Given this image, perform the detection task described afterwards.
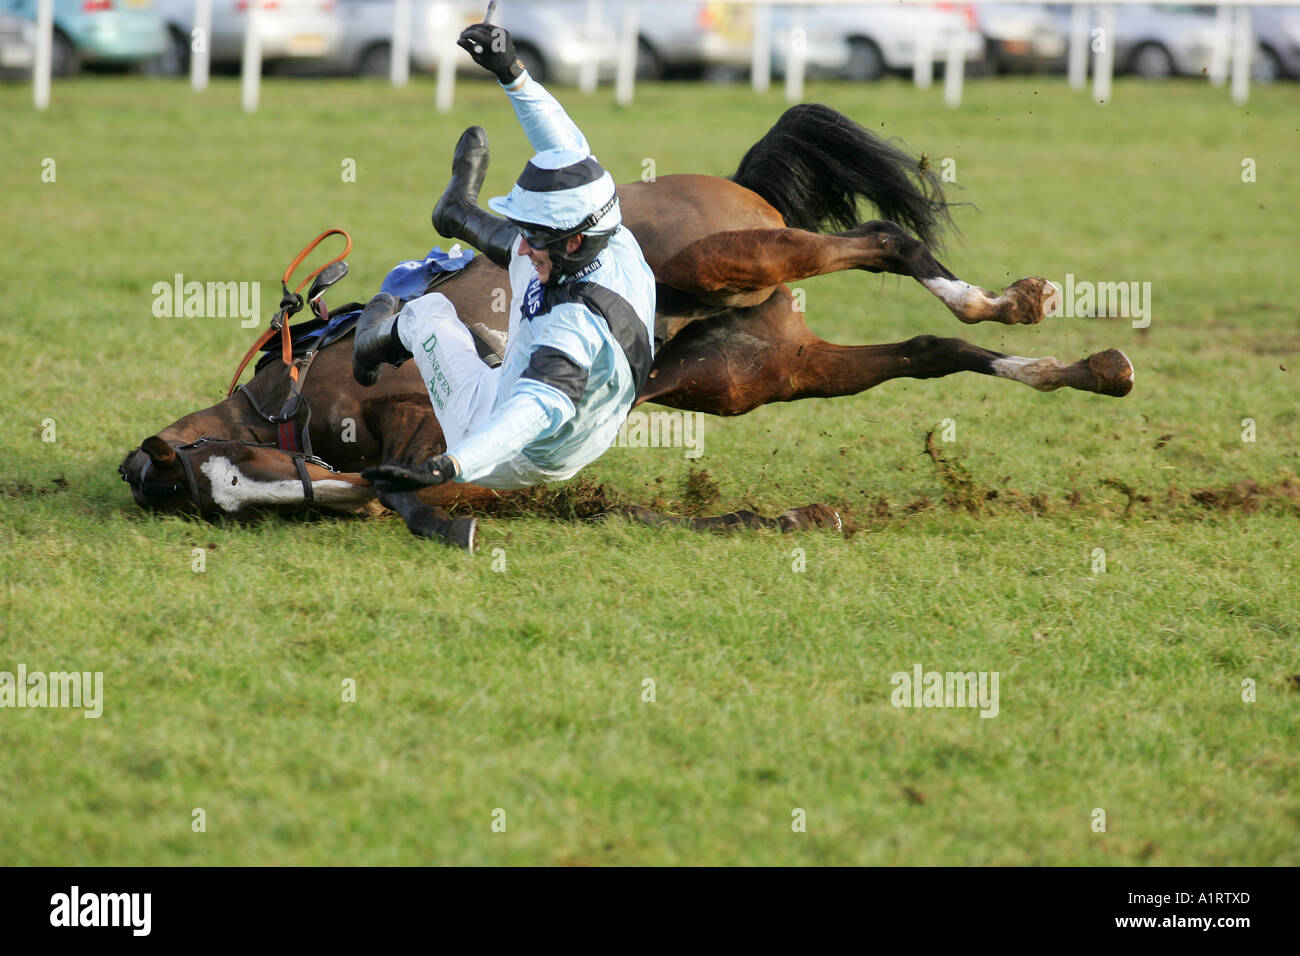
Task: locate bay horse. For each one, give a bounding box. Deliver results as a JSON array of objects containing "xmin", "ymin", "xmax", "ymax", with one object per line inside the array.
[{"xmin": 119, "ymin": 105, "xmax": 1133, "ymax": 549}]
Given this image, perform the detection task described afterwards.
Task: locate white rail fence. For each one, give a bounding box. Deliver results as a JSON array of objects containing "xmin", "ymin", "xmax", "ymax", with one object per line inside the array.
[{"xmin": 28, "ymin": 0, "xmax": 1283, "ymax": 112}]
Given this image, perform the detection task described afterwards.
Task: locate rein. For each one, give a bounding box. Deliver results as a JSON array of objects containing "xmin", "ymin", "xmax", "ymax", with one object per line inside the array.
[
  {"xmin": 226, "ymin": 228, "xmax": 352, "ymax": 403},
  {"xmin": 223, "ymin": 228, "xmax": 352, "ymax": 458}
]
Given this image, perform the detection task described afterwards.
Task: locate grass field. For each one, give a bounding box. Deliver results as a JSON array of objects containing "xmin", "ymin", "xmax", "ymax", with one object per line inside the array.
[{"xmin": 1, "ymin": 73, "xmax": 1297, "ymax": 866}]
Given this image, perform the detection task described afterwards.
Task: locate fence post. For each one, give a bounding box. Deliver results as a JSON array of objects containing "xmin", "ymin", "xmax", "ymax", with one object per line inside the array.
[
  {"xmin": 615, "ymin": 1, "xmax": 639, "ymax": 106},
  {"xmin": 1092, "ymin": 4, "xmax": 1114, "ymax": 104},
  {"xmin": 913, "ymin": 8, "xmax": 935, "ymax": 90},
  {"xmin": 434, "ymin": 0, "xmax": 456, "ymax": 112},
  {"xmin": 391, "ymin": 0, "xmax": 411, "ymax": 88},
  {"xmin": 751, "ymin": 1, "xmax": 771, "ymax": 93},
  {"xmin": 240, "ymin": 0, "xmax": 263, "ymax": 114},
  {"xmin": 1208, "ymin": 4, "xmax": 1230, "ymax": 86},
  {"xmin": 191, "ymin": 0, "xmax": 211, "ymax": 92},
  {"xmin": 33, "ymin": 0, "xmax": 52, "ymax": 110},
  {"xmin": 784, "ymin": 4, "xmax": 805, "ymax": 104},
  {"xmin": 579, "ymin": 0, "xmax": 602, "ymax": 94},
  {"xmin": 1067, "ymin": 3, "xmax": 1089, "ymax": 90},
  {"xmin": 1230, "ymin": 4, "xmax": 1251, "ymax": 104},
  {"xmin": 943, "ymin": 26, "xmax": 965, "ymax": 108}
]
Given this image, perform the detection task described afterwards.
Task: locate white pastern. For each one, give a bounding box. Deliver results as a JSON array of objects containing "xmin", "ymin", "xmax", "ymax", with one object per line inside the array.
[
  {"xmin": 200, "ymin": 457, "xmax": 370, "ymax": 513},
  {"xmin": 921, "ymin": 276, "xmax": 992, "ymax": 312},
  {"xmin": 991, "ymin": 355, "xmax": 1064, "ymax": 392}
]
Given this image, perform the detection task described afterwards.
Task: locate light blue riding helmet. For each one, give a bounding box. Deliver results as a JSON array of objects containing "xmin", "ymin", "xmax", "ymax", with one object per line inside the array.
[{"xmin": 488, "ymin": 149, "xmax": 622, "ymax": 243}]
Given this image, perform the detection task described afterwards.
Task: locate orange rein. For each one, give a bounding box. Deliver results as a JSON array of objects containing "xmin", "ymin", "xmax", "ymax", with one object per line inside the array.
[{"xmin": 226, "ymin": 228, "xmax": 353, "ymax": 398}]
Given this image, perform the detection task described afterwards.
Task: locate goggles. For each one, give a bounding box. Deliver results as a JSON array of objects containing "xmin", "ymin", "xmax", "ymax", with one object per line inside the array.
[{"xmin": 512, "ymin": 194, "xmax": 619, "ymax": 253}]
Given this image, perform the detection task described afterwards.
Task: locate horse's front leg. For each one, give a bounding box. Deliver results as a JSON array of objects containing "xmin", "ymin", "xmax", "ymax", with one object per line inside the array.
[{"xmin": 370, "ymin": 482, "xmax": 478, "ymax": 551}]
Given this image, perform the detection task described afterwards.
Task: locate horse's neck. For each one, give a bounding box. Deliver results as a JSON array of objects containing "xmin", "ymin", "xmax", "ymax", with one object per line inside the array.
[{"xmin": 159, "ymin": 390, "xmax": 274, "ymax": 446}]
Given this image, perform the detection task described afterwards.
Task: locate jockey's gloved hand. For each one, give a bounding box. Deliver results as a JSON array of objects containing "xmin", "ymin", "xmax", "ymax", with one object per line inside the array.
[
  {"xmin": 457, "ymin": 23, "xmax": 525, "ymax": 84},
  {"xmin": 362, "ymin": 454, "xmax": 460, "ymax": 492}
]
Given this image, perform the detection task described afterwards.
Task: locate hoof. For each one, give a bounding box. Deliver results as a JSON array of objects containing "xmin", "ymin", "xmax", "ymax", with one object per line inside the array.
[
  {"xmin": 405, "ymin": 507, "xmax": 477, "ymax": 551},
  {"xmin": 1003, "ymin": 277, "xmax": 1052, "ymax": 325},
  {"xmin": 779, "ymin": 504, "xmax": 844, "ymax": 532},
  {"xmin": 1087, "ymin": 348, "xmax": 1135, "ymax": 397},
  {"xmin": 445, "ymin": 516, "xmax": 477, "ymax": 552}
]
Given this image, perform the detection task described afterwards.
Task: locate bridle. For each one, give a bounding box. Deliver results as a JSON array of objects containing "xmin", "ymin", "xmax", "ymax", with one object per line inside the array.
[
  {"xmin": 121, "ymin": 229, "xmax": 355, "ymax": 519},
  {"xmin": 123, "ymin": 437, "xmax": 341, "ymax": 520}
]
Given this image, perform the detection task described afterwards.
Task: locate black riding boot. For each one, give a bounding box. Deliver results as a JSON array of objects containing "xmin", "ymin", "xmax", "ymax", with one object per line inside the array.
[
  {"xmin": 432, "ymin": 126, "xmax": 519, "ymax": 269},
  {"xmin": 352, "ymin": 292, "xmax": 408, "ymax": 387}
]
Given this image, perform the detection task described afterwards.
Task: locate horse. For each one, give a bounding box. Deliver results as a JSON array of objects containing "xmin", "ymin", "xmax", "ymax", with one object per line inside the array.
[{"xmin": 119, "ymin": 104, "xmax": 1134, "ymax": 549}]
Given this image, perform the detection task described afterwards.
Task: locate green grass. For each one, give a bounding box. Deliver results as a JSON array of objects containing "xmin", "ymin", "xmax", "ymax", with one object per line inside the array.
[{"xmin": 1, "ymin": 74, "xmax": 1297, "ymax": 865}]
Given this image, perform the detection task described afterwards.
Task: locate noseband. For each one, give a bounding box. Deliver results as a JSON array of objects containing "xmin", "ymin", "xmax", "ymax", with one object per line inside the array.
[{"xmin": 123, "ymin": 437, "xmax": 339, "ymax": 519}]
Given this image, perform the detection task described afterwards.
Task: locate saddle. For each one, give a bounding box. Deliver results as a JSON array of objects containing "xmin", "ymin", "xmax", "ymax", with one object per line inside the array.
[
  {"xmin": 237, "ymin": 239, "xmax": 504, "ymax": 460},
  {"xmin": 253, "ymin": 271, "xmax": 504, "ymax": 375}
]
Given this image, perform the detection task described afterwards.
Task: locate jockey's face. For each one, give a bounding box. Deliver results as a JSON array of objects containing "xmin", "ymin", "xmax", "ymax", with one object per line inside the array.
[{"xmin": 518, "ymin": 234, "xmax": 582, "ymax": 284}]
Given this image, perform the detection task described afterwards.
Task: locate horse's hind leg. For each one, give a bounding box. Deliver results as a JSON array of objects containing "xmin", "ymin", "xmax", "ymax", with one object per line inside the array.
[
  {"xmin": 639, "ymin": 289, "xmax": 1133, "ymax": 416},
  {"xmin": 656, "ymin": 221, "xmax": 1053, "ymax": 326}
]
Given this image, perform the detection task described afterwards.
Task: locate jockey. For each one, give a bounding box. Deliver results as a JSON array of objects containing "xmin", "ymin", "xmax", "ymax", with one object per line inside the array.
[{"xmin": 354, "ymin": 22, "xmax": 655, "ymax": 493}]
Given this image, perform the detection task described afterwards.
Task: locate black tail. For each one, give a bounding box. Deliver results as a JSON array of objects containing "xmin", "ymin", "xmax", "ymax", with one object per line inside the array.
[{"xmin": 731, "ymin": 103, "xmax": 953, "ymax": 248}]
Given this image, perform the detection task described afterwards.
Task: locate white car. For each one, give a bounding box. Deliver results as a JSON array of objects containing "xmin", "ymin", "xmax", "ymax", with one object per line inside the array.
[
  {"xmin": 312, "ymin": 1, "xmax": 616, "ymax": 84},
  {"xmin": 322, "ymin": 0, "xmax": 452, "ymax": 75},
  {"xmin": 0, "ymin": 11, "xmax": 34, "ymax": 77},
  {"xmin": 613, "ymin": 1, "xmax": 754, "ymax": 79},
  {"xmin": 774, "ymin": 3, "xmax": 984, "ymax": 81},
  {"xmin": 454, "ymin": 0, "xmax": 617, "ymax": 85},
  {"xmin": 151, "ymin": 0, "xmax": 342, "ymax": 73}
]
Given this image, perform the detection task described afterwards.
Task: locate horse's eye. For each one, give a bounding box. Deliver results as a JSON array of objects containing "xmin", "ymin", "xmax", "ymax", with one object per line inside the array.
[{"xmin": 231, "ymin": 476, "xmax": 238, "ymax": 485}]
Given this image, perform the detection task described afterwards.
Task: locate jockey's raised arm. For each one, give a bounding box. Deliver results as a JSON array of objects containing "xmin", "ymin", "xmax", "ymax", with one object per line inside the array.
[{"xmin": 502, "ymin": 72, "xmax": 592, "ymax": 157}]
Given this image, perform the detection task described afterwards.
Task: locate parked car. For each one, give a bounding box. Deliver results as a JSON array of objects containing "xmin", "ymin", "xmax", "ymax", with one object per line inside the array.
[
  {"xmin": 150, "ymin": 0, "xmax": 341, "ymax": 75},
  {"xmin": 447, "ymin": 0, "xmax": 616, "ymax": 85},
  {"xmin": 318, "ymin": 0, "xmax": 448, "ymax": 76},
  {"xmin": 769, "ymin": 4, "xmax": 860, "ymax": 79},
  {"xmin": 0, "ymin": 10, "xmax": 35, "ymax": 77},
  {"xmin": 773, "ymin": 3, "xmax": 983, "ymax": 81},
  {"xmin": 976, "ymin": 3, "xmax": 1067, "ymax": 74},
  {"xmin": 1252, "ymin": 4, "xmax": 1300, "ymax": 79},
  {"xmin": 4, "ymin": 0, "xmax": 166, "ymax": 75},
  {"xmin": 611, "ymin": 0, "xmax": 753, "ymax": 79}
]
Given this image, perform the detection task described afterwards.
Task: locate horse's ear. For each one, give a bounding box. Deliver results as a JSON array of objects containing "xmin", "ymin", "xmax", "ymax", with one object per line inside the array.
[{"xmin": 140, "ymin": 436, "xmax": 176, "ymax": 468}]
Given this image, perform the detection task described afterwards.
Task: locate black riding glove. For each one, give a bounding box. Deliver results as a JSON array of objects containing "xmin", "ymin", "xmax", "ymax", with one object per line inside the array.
[
  {"xmin": 363, "ymin": 454, "xmax": 461, "ymax": 492},
  {"xmin": 458, "ymin": 23, "xmax": 525, "ymax": 84}
]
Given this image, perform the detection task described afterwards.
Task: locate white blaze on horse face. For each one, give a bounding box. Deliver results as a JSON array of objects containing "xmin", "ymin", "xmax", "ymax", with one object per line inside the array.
[{"xmin": 199, "ymin": 456, "xmax": 370, "ymax": 513}]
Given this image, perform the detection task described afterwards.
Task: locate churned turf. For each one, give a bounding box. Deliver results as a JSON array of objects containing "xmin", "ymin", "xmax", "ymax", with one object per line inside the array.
[{"xmin": 1, "ymin": 73, "xmax": 1296, "ymax": 865}]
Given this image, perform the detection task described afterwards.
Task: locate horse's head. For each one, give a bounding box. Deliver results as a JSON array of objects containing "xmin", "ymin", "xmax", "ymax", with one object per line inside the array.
[
  {"xmin": 119, "ymin": 436, "xmax": 374, "ymax": 520},
  {"xmin": 119, "ymin": 436, "xmax": 205, "ymax": 516}
]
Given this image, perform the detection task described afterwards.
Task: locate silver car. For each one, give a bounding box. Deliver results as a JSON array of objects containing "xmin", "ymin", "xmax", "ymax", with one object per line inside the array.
[
  {"xmin": 323, "ymin": 0, "xmax": 452, "ymax": 75},
  {"xmin": 151, "ymin": 0, "xmax": 342, "ymax": 74},
  {"xmin": 0, "ymin": 11, "xmax": 34, "ymax": 78},
  {"xmin": 773, "ymin": 3, "xmax": 983, "ymax": 81},
  {"xmin": 456, "ymin": 0, "xmax": 617, "ymax": 85},
  {"xmin": 977, "ymin": 3, "xmax": 1068, "ymax": 74},
  {"xmin": 1042, "ymin": 3, "xmax": 1234, "ymax": 80},
  {"xmin": 1252, "ymin": 4, "xmax": 1300, "ymax": 80},
  {"xmin": 613, "ymin": 0, "xmax": 753, "ymax": 79}
]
